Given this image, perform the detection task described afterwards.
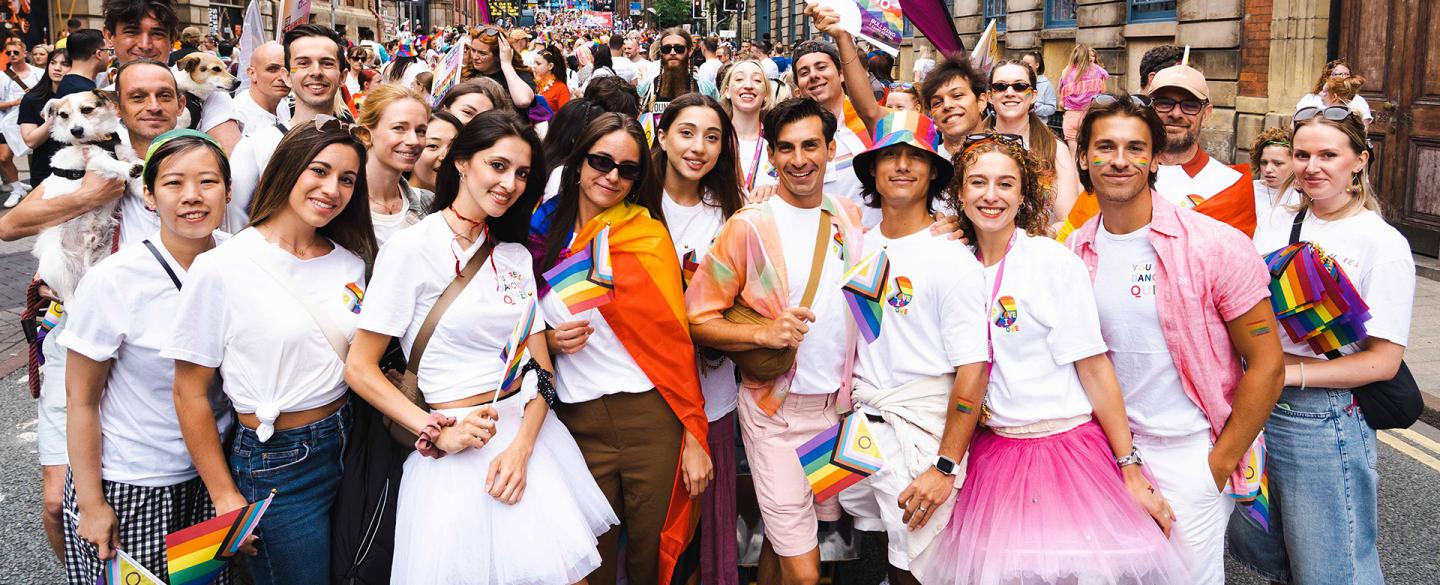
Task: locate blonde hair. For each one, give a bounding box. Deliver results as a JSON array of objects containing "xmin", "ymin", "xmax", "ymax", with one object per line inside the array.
[
  {"xmin": 1284, "ymin": 113, "xmax": 1380, "ymax": 216},
  {"xmin": 719, "ymin": 59, "xmax": 775, "ymax": 117},
  {"xmin": 356, "ymin": 83, "xmax": 431, "ymax": 145},
  {"xmin": 1323, "ymin": 75, "xmax": 1365, "ymax": 104},
  {"xmin": 1062, "ymin": 44, "xmax": 1095, "ymax": 82}
]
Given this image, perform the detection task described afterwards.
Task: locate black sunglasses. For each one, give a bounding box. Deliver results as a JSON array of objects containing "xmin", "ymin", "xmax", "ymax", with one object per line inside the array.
[
  {"xmin": 1151, "ymin": 97, "xmax": 1208, "ymax": 115},
  {"xmin": 1091, "ymin": 93, "xmax": 1154, "ymax": 109},
  {"xmin": 989, "ymin": 81, "xmax": 1032, "ymax": 94},
  {"xmin": 1293, "ymin": 106, "xmax": 1356, "ymax": 127},
  {"xmin": 586, "ymin": 153, "xmax": 642, "ymax": 181},
  {"xmin": 660, "ymin": 44, "xmax": 687, "ymax": 55}
]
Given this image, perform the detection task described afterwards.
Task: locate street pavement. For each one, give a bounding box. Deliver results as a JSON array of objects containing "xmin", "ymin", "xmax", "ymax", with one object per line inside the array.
[{"xmin": 0, "ymin": 213, "xmax": 1436, "ymax": 582}]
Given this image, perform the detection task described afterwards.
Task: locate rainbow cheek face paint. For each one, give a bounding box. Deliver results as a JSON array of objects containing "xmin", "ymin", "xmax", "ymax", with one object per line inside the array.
[
  {"xmin": 1091, "ymin": 157, "xmax": 1107, "ymax": 167},
  {"xmin": 1133, "ymin": 158, "xmax": 1151, "ymax": 169}
]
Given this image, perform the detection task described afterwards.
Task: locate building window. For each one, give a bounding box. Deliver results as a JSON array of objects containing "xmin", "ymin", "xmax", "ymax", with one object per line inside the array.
[
  {"xmin": 1128, "ymin": 0, "xmax": 1177, "ymax": 23},
  {"xmin": 1045, "ymin": 0, "xmax": 1077, "ymax": 28},
  {"xmin": 982, "ymin": 0, "xmax": 1006, "ymax": 31}
]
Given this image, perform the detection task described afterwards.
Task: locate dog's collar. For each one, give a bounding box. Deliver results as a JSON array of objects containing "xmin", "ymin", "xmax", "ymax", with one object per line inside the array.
[
  {"xmin": 91, "ymin": 134, "xmax": 123, "ymax": 151},
  {"xmin": 51, "ymin": 168, "xmax": 86, "ymax": 180}
]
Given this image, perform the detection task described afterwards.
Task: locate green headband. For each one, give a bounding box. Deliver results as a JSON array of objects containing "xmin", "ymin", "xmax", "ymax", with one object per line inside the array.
[{"xmin": 142, "ymin": 128, "xmax": 225, "ymax": 179}]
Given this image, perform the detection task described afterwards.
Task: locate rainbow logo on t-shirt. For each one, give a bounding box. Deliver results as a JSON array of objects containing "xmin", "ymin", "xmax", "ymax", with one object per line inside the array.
[
  {"xmin": 342, "ymin": 282, "xmax": 364, "ymax": 314},
  {"xmin": 886, "ymin": 276, "xmax": 913, "ymax": 314},
  {"xmin": 992, "ymin": 295, "xmax": 1019, "ymax": 332}
]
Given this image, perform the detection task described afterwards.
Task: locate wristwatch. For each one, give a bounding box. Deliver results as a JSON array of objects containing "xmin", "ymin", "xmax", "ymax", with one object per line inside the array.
[
  {"xmin": 1115, "ymin": 446, "xmax": 1143, "ymax": 468},
  {"xmin": 934, "ymin": 455, "xmax": 958, "ymax": 476}
]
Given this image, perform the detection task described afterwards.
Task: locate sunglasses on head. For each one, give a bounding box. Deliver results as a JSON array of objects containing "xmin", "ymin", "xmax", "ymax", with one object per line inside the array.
[
  {"xmin": 989, "ymin": 81, "xmax": 1032, "ymax": 94},
  {"xmin": 963, "ymin": 132, "xmax": 1024, "ymax": 149},
  {"xmin": 314, "ymin": 114, "xmax": 364, "ymax": 138},
  {"xmin": 889, "ymin": 81, "xmax": 915, "ymax": 90},
  {"xmin": 1293, "ymin": 106, "xmax": 1356, "ymax": 127},
  {"xmin": 1090, "ymin": 93, "xmax": 1154, "ymax": 109},
  {"xmin": 474, "ymin": 26, "xmax": 502, "ymax": 41},
  {"xmin": 659, "ymin": 44, "xmax": 687, "ymax": 55},
  {"xmin": 1151, "ymin": 96, "xmax": 1208, "ymax": 115},
  {"xmin": 586, "ymin": 153, "xmax": 642, "ymax": 181}
]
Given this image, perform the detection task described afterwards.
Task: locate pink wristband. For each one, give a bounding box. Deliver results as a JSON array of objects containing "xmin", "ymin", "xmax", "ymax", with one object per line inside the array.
[{"xmin": 414, "ymin": 411, "xmax": 458, "ymax": 458}]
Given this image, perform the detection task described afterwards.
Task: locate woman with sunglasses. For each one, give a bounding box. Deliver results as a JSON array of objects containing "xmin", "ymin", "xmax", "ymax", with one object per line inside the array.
[
  {"xmin": 165, "ymin": 120, "xmax": 377, "ymax": 585},
  {"xmin": 718, "ymin": 59, "xmax": 778, "ymax": 195},
  {"xmin": 357, "ymin": 84, "xmax": 432, "ymax": 245},
  {"xmin": 61, "ymin": 131, "xmax": 237, "ymax": 585},
  {"xmin": 910, "ymin": 132, "xmax": 1186, "ymax": 585},
  {"xmin": 1231, "ymin": 109, "xmax": 1412, "ymax": 585},
  {"xmin": 884, "ymin": 82, "xmax": 921, "ymax": 112},
  {"xmin": 346, "ymin": 110, "xmax": 617, "ymax": 584},
  {"xmin": 1295, "ymin": 59, "xmax": 1372, "ymax": 126},
  {"xmin": 652, "ymin": 93, "xmax": 744, "ymax": 585},
  {"xmin": 531, "ymin": 113, "xmax": 710, "ymax": 585},
  {"xmin": 988, "ymin": 59, "xmax": 1080, "ymax": 225},
  {"xmin": 464, "ymin": 26, "xmax": 538, "ymax": 121}
]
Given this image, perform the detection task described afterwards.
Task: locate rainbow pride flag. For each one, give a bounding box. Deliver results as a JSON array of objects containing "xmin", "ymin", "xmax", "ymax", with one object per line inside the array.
[
  {"xmin": 841, "ymin": 250, "xmax": 891, "ymax": 343},
  {"xmin": 797, "ymin": 411, "xmax": 885, "ymax": 503},
  {"xmin": 497, "ymin": 298, "xmax": 538, "ymax": 397},
  {"xmin": 1264, "ymin": 242, "xmax": 1370, "ymax": 355},
  {"xmin": 1228, "ymin": 434, "xmax": 1271, "ymax": 532},
  {"xmin": 542, "ymin": 225, "xmax": 616, "ymax": 314},
  {"xmin": 98, "ymin": 548, "xmax": 164, "ymax": 585},
  {"xmin": 166, "ymin": 492, "xmax": 274, "ymax": 585}
]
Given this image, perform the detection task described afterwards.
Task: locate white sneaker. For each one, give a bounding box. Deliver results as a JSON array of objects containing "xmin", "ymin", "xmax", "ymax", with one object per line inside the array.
[{"xmin": 3, "ymin": 189, "xmax": 24, "ymax": 208}]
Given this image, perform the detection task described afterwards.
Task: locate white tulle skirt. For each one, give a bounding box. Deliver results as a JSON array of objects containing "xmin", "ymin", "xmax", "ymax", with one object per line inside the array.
[{"xmin": 391, "ymin": 397, "xmax": 619, "ymax": 584}]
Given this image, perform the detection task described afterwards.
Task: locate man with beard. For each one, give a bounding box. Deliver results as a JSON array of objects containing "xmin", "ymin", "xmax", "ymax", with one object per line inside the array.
[
  {"xmin": 231, "ymin": 41, "xmax": 291, "ymax": 136},
  {"xmin": 638, "ymin": 27, "xmax": 697, "ymax": 115},
  {"xmin": 224, "ymin": 24, "xmax": 351, "ymax": 232},
  {"xmin": 1146, "ymin": 64, "xmax": 1257, "ymax": 235}
]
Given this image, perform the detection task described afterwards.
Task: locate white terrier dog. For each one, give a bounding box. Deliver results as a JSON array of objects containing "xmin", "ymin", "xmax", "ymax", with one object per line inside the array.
[
  {"xmin": 173, "ymin": 53, "xmax": 240, "ymax": 129},
  {"xmin": 32, "ymin": 90, "xmax": 143, "ymax": 301}
]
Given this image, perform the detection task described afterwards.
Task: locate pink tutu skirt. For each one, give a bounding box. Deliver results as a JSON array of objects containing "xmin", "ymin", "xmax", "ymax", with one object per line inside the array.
[{"xmin": 911, "ymin": 420, "xmax": 1189, "ymax": 585}]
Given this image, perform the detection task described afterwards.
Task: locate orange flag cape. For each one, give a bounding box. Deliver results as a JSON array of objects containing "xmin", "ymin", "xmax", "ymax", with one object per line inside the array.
[{"xmin": 570, "ymin": 202, "xmax": 710, "ymax": 584}]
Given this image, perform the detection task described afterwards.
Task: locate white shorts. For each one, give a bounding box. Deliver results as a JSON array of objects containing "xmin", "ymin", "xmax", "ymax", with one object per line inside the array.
[
  {"xmin": 1133, "ymin": 430, "xmax": 1233, "ymax": 585},
  {"xmin": 37, "ymin": 315, "xmax": 68, "ymax": 466},
  {"xmin": 836, "ymin": 416, "xmax": 916, "ymax": 570}
]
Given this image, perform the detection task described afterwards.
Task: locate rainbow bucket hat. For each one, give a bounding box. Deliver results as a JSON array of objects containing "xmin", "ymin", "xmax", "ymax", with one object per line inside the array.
[{"xmin": 853, "ymin": 110, "xmax": 953, "ymax": 192}]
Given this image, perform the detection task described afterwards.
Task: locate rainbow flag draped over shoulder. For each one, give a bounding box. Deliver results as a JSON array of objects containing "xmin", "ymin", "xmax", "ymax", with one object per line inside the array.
[
  {"xmin": 843, "ymin": 98, "xmax": 873, "ymax": 149},
  {"xmin": 1057, "ymin": 185, "xmax": 1257, "ymax": 244},
  {"xmin": 535, "ymin": 202, "xmax": 708, "ymax": 585},
  {"xmin": 542, "ymin": 225, "xmax": 616, "ymax": 314},
  {"xmin": 98, "ymin": 548, "xmax": 164, "ymax": 585},
  {"xmin": 841, "ymin": 250, "xmax": 890, "ymax": 343},
  {"xmin": 797, "ymin": 411, "xmax": 884, "ymax": 502},
  {"xmin": 166, "ymin": 492, "xmax": 273, "ymax": 585},
  {"xmin": 1263, "ymin": 241, "xmax": 1370, "ymax": 355}
]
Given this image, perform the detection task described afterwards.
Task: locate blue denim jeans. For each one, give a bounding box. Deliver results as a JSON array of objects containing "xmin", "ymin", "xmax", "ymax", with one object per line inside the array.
[
  {"xmin": 229, "ymin": 402, "xmax": 351, "ymax": 585},
  {"xmin": 1227, "ymin": 387, "xmax": 1382, "ymax": 584}
]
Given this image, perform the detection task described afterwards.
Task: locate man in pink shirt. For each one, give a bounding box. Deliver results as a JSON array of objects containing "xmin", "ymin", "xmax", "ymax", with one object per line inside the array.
[{"xmin": 1066, "ymin": 92, "xmax": 1285, "ymax": 585}]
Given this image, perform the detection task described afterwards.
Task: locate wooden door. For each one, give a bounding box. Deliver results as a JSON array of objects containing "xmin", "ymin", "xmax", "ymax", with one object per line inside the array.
[{"xmin": 1340, "ymin": 0, "xmax": 1440, "ymax": 256}]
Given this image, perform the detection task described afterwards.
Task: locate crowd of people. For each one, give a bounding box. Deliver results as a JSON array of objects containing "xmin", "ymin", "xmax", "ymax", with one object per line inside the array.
[{"xmin": 0, "ymin": 1, "xmax": 1414, "ymax": 585}]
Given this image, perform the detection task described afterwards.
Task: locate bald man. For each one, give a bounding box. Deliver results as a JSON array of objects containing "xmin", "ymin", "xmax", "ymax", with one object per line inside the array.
[{"xmin": 233, "ymin": 41, "xmax": 292, "ymax": 136}]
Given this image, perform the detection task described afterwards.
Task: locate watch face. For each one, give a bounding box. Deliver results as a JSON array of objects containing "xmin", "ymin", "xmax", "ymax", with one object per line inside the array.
[{"xmin": 936, "ymin": 457, "xmax": 955, "ymax": 474}]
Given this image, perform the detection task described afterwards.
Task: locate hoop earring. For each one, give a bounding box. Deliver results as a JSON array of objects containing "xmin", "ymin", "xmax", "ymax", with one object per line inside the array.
[{"xmin": 1348, "ymin": 171, "xmax": 1362, "ymax": 195}]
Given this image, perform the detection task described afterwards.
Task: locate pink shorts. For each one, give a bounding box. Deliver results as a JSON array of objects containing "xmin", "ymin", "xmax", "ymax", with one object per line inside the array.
[{"xmin": 737, "ymin": 389, "xmax": 841, "ymax": 557}]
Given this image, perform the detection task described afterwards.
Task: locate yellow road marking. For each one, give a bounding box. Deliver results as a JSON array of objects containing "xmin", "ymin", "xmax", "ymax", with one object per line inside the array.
[
  {"xmin": 1378, "ymin": 431, "xmax": 1440, "ymax": 473},
  {"xmin": 1392, "ymin": 428, "xmax": 1440, "ymax": 458}
]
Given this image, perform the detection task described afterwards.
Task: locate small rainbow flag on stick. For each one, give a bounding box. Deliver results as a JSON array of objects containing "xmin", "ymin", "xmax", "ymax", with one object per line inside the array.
[
  {"xmin": 841, "ymin": 250, "xmax": 891, "ymax": 343},
  {"xmin": 166, "ymin": 491, "xmax": 274, "ymax": 585},
  {"xmin": 1228, "ymin": 434, "xmax": 1271, "ymax": 532},
  {"xmin": 543, "ymin": 225, "xmax": 616, "ymax": 314},
  {"xmin": 796, "ymin": 411, "xmax": 885, "ymax": 503},
  {"xmin": 1264, "ymin": 242, "xmax": 1370, "ymax": 355},
  {"xmin": 496, "ymin": 297, "xmax": 538, "ymax": 399},
  {"xmin": 98, "ymin": 548, "xmax": 165, "ymax": 585}
]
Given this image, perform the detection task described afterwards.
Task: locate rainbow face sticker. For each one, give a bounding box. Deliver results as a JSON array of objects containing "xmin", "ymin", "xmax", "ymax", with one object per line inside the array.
[
  {"xmin": 886, "ymin": 276, "xmax": 914, "ymax": 313},
  {"xmin": 991, "ymin": 295, "xmax": 1019, "ymax": 331},
  {"xmin": 1091, "ymin": 157, "xmax": 1107, "ymax": 167},
  {"xmin": 343, "ymin": 282, "xmax": 364, "ymax": 314}
]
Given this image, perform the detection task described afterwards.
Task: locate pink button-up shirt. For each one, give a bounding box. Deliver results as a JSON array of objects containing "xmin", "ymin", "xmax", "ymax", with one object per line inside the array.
[{"xmin": 1069, "ymin": 193, "xmax": 1270, "ymax": 484}]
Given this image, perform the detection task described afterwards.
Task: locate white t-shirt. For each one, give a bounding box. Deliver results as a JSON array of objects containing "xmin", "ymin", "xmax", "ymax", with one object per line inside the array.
[
  {"xmin": 371, "ymin": 185, "xmax": 419, "ymax": 246},
  {"xmin": 225, "ymin": 124, "xmax": 285, "ymax": 233},
  {"xmin": 827, "ymin": 124, "xmax": 875, "ymax": 227},
  {"xmin": 1253, "ymin": 183, "xmax": 1301, "ymax": 247},
  {"xmin": 697, "ymin": 59, "xmax": 721, "ymax": 96},
  {"xmin": 232, "ymin": 89, "xmax": 290, "ymax": 137},
  {"xmin": 759, "ymin": 57, "xmax": 780, "ymax": 80},
  {"xmin": 359, "ymin": 215, "xmax": 544, "ymax": 404},
  {"xmin": 197, "ymin": 90, "xmax": 241, "ymax": 133},
  {"xmin": 109, "ymin": 137, "xmax": 161, "ymax": 245},
  {"xmin": 663, "ymin": 191, "xmax": 738, "ymax": 421},
  {"xmin": 609, "ymin": 56, "xmax": 639, "ymax": 84},
  {"xmin": 1295, "ymin": 92, "xmax": 1373, "ymax": 123},
  {"xmin": 59, "ymin": 235, "xmax": 235, "ymax": 486},
  {"xmin": 853, "ymin": 229, "xmax": 989, "ymax": 390},
  {"xmin": 0, "ymin": 66, "xmax": 42, "ymax": 122},
  {"xmin": 737, "ymin": 136, "xmax": 778, "ymax": 192},
  {"xmin": 1092, "ymin": 223, "xmax": 1210, "ymax": 438},
  {"xmin": 538, "ymin": 234, "xmax": 655, "ymax": 404},
  {"xmin": 1253, "ymin": 208, "xmax": 1415, "ymax": 357},
  {"xmin": 770, "ymin": 196, "xmax": 850, "ymax": 395},
  {"xmin": 981, "ymin": 233, "xmax": 1108, "ymax": 428},
  {"xmin": 162, "ymin": 228, "xmax": 366, "ymax": 434}
]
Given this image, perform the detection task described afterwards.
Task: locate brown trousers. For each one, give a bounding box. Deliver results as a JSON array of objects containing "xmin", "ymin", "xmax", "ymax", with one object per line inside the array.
[{"xmin": 554, "ymin": 389, "xmax": 683, "ymax": 585}]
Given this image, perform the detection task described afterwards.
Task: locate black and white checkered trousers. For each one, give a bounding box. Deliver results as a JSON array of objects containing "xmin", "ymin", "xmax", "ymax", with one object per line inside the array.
[{"xmin": 63, "ymin": 473, "xmax": 235, "ymax": 585}]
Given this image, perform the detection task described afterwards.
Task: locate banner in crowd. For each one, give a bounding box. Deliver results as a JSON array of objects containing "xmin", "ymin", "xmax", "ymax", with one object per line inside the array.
[
  {"xmin": 580, "ymin": 11, "xmax": 613, "ymax": 28},
  {"xmin": 899, "ymin": 0, "xmax": 962, "ymax": 57},
  {"xmin": 431, "ymin": 38, "xmax": 468, "ymax": 107},
  {"xmin": 807, "ymin": 0, "xmax": 902, "ymax": 56},
  {"xmin": 276, "ymin": 0, "xmax": 312, "ymax": 40},
  {"xmin": 234, "ymin": 0, "xmax": 267, "ymax": 91},
  {"xmin": 970, "ymin": 19, "xmax": 1000, "ymax": 76}
]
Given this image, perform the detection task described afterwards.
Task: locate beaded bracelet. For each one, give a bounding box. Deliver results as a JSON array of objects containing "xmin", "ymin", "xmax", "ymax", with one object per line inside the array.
[{"xmin": 415, "ymin": 411, "xmax": 458, "ymax": 458}]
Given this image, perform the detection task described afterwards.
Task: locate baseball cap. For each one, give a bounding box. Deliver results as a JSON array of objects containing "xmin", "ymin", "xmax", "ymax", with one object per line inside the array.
[{"xmin": 1147, "ymin": 64, "xmax": 1210, "ymax": 100}]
